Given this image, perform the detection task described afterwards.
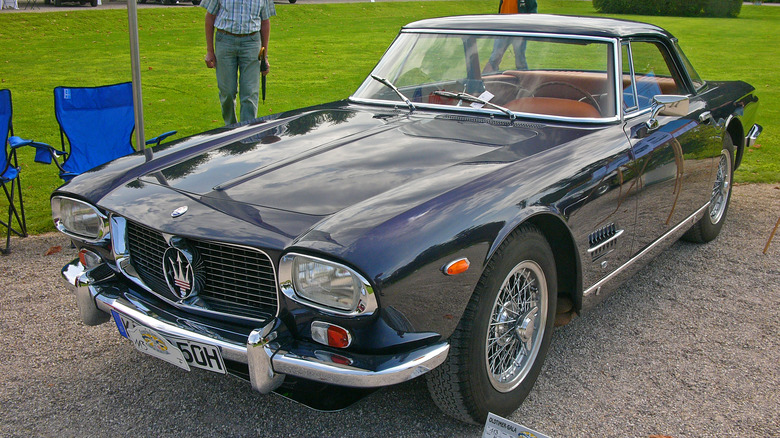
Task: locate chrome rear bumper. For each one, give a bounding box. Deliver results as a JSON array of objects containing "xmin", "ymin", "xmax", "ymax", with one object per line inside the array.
[
  {"xmin": 746, "ymin": 124, "xmax": 763, "ymax": 148},
  {"xmin": 62, "ymin": 259, "xmax": 449, "ymax": 394}
]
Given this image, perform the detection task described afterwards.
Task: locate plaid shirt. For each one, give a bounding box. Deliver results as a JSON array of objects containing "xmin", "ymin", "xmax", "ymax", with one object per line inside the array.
[{"xmin": 200, "ymin": 0, "xmax": 276, "ymax": 35}]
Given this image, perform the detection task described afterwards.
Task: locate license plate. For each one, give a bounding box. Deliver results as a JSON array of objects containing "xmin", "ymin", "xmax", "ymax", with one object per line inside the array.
[{"xmin": 112, "ymin": 310, "xmax": 226, "ymax": 374}]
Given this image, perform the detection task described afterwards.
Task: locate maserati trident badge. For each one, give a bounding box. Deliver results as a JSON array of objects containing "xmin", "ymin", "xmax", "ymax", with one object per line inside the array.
[
  {"xmin": 171, "ymin": 206, "xmax": 188, "ymax": 218},
  {"xmin": 163, "ymin": 246, "xmax": 200, "ymax": 300}
]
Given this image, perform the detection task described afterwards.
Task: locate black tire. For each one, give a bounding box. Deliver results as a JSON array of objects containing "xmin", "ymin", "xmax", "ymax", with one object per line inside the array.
[
  {"xmin": 682, "ymin": 132, "xmax": 735, "ymax": 243},
  {"xmin": 90, "ymin": 0, "xmax": 97, "ymax": 6},
  {"xmin": 54, "ymin": 0, "xmax": 61, "ymax": 6},
  {"xmin": 426, "ymin": 224, "xmax": 557, "ymax": 424},
  {"xmin": 191, "ymin": 0, "xmax": 201, "ymax": 5},
  {"xmin": 289, "ymin": 0, "xmax": 297, "ymax": 3}
]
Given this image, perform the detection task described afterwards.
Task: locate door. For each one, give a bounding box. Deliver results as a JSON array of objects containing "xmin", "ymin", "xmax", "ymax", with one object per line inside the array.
[{"xmin": 621, "ymin": 40, "xmax": 721, "ymax": 253}]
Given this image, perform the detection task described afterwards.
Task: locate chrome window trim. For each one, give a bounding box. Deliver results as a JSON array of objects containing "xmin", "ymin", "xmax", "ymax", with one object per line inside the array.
[
  {"xmin": 279, "ymin": 252, "xmax": 378, "ymax": 317},
  {"xmin": 620, "ymin": 37, "xmax": 695, "ymax": 119},
  {"xmin": 110, "ymin": 215, "xmax": 281, "ymax": 323},
  {"xmin": 51, "ymin": 195, "xmax": 110, "ymax": 244},
  {"xmin": 621, "ymin": 41, "xmax": 639, "ymax": 113}
]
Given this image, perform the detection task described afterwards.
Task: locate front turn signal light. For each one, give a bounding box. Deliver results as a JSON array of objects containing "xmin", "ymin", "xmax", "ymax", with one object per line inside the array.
[{"xmin": 311, "ymin": 321, "xmax": 352, "ymax": 349}]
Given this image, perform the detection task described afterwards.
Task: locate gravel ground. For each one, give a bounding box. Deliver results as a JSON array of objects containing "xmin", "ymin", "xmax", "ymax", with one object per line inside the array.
[{"xmin": 1, "ymin": 183, "xmax": 778, "ymax": 437}]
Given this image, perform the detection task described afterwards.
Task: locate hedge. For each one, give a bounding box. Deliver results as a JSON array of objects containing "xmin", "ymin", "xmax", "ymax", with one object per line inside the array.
[{"xmin": 592, "ymin": 0, "xmax": 743, "ymax": 17}]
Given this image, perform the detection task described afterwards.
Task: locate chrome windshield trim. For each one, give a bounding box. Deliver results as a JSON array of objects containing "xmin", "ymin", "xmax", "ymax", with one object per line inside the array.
[
  {"xmin": 348, "ymin": 97, "xmax": 620, "ymax": 125},
  {"xmin": 352, "ymin": 31, "xmax": 620, "ymax": 124},
  {"xmin": 400, "ymin": 28, "xmax": 616, "ymax": 44},
  {"xmin": 110, "ymin": 215, "xmax": 281, "ymax": 323}
]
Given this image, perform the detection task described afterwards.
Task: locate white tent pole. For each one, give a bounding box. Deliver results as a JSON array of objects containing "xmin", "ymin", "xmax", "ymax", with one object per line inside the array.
[{"xmin": 127, "ymin": 0, "xmax": 151, "ymax": 160}]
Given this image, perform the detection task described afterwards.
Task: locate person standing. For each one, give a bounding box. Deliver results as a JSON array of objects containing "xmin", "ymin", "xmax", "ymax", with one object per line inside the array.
[
  {"xmin": 201, "ymin": 0, "xmax": 276, "ymax": 125},
  {"xmin": 483, "ymin": 0, "xmax": 537, "ymax": 73}
]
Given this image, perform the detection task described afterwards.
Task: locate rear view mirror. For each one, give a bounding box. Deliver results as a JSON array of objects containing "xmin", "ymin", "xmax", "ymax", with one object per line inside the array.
[
  {"xmin": 646, "ymin": 95, "xmax": 689, "ymax": 131},
  {"xmin": 656, "ymin": 95, "xmax": 689, "ymax": 116}
]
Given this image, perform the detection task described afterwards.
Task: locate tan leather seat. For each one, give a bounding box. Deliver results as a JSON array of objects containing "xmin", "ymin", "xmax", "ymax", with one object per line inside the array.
[{"xmin": 504, "ymin": 97, "xmax": 601, "ymax": 118}]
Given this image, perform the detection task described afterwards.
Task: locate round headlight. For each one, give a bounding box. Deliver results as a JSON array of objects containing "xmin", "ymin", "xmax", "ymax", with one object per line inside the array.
[
  {"xmin": 292, "ymin": 256, "xmax": 362, "ymax": 311},
  {"xmin": 279, "ymin": 254, "xmax": 376, "ymax": 315},
  {"xmin": 51, "ymin": 196, "xmax": 108, "ymax": 241}
]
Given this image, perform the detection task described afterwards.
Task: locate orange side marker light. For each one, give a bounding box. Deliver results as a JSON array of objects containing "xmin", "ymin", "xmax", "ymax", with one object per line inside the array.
[{"xmin": 443, "ymin": 258, "xmax": 470, "ymax": 276}]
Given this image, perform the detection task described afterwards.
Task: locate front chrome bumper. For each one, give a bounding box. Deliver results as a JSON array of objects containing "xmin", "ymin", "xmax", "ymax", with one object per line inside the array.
[{"xmin": 62, "ymin": 259, "xmax": 449, "ymax": 393}]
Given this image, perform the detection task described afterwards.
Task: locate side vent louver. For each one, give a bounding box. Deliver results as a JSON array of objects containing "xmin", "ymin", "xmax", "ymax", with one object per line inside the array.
[{"xmin": 587, "ymin": 223, "xmax": 623, "ymax": 261}]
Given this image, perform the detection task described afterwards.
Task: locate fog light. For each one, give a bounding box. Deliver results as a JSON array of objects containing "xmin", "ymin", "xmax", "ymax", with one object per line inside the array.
[
  {"xmin": 78, "ymin": 248, "xmax": 103, "ymax": 269},
  {"xmin": 311, "ymin": 321, "xmax": 351, "ymax": 349}
]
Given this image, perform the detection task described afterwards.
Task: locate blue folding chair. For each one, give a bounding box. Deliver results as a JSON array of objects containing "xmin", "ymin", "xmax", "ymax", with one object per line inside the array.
[
  {"xmin": 1, "ymin": 89, "xmax": 28, "ymax": 254},
  {"xmin": 35, "ymin": 82, "xmax": 175, "ymax": 181}
]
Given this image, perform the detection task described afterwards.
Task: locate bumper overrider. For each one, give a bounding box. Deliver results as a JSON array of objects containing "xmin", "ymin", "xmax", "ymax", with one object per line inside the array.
[{"xmin": 62, "ymin": 258, "xmax": 449, "ymax": 393}]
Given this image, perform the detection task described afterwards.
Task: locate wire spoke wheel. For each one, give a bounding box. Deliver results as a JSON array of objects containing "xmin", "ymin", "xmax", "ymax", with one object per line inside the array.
[
  {"xmin": 426, "ymin": 224, "xmax": 557, "ymax": 424},
  {"xmin": 486, "ymin": 261, "xmax": 547, "ymax": 392},
  {"xmin": 708, "ymin": 149, "xmax": 732, "ymax": 225},
  {"xmin": 682, "ymin": 133, "xmax": 734, "ymax": 244}
]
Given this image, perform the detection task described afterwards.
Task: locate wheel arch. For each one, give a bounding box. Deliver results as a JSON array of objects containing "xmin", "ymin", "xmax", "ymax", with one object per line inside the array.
[
  {"xmin": 724, "ymin": 115, "xmax": 744, "ymax": 170},
  {"xmin": 486, "ymin": 210, "xmax": 583, "ymax": 312}
]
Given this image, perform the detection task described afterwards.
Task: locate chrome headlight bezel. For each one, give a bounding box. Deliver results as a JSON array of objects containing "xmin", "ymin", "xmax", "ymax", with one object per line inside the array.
[
  {"xmin": 51, "ymin": 196, "xmax": 110, "ymax": 243},
  {"xmin": 279, "ymin": 253, "xmax": 377, "ymax": 317}
]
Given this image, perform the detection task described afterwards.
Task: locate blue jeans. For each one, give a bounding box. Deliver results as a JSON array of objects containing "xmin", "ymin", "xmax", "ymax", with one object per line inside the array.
[
  {"xmin": 486, "ymin": 37, "xmax": 528, "ymax": 72},
  {"xmin": 215, "ymin": 32, "xmax": 262, "ymax": 125}
]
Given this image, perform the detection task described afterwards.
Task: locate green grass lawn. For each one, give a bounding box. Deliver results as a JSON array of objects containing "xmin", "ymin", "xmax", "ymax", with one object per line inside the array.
[{"xmin": 1, "ymin": 1, "xmax": 777, "ymax": 234}]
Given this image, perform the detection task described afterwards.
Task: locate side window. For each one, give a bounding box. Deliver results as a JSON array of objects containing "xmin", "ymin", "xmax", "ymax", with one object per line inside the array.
[
  {"xmin": 623, "ymin": 41, "xmax": 682, "ymax": 111},
  {"xmin": 674, "ymin": 41, "xmax": 705, "ymax": 92}
]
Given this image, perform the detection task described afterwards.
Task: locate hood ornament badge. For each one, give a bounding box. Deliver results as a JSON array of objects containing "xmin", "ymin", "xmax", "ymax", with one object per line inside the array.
[{"xmin": 171, "ymin": 206, "xmax": 188, "ymax": 218}]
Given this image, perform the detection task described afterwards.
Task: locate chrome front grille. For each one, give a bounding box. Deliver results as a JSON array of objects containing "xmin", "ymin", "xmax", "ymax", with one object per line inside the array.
[
  {"xmin": 125, "ymin": 220, "xmax": 278, "ymax": 320},
  {"xmin": 126, "ymin": 221, "xmax": 169, "ymax": 294}
]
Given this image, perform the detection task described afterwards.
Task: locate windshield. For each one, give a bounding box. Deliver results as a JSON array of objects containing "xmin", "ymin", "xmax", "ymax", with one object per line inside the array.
[{"xmin": 353, "ymin": 32, "xmax": 617, "ymax": 119}]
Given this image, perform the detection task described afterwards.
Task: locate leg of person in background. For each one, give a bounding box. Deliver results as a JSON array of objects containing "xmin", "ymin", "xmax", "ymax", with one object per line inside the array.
[
  {"xmin": 237, "ymin": 33, "xmax": 262, "ymax": 123},
  {"xmin": 215, "ymin": 33, "xmax": 240, "ymax": 125},
  {"xmin": 483, "ymin": 37, "xmax": 510, "ymax": 74},
  {"xmin": 513, "ymin": 38, "xmax": 528, "ymax": 70}
]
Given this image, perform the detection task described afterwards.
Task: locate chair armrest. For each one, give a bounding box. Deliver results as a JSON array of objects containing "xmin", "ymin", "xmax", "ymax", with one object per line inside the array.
[
  {"xmin": 8, "ymin": 136, "xmax": 32, "ymax": 148},
  {"xmin": 145, "ymin": 130, "xmax": 177, "ymax": 147}
]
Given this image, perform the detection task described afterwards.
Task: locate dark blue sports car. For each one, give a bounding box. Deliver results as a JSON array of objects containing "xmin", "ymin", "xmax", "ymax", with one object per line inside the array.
[{"xmin": 55, "ymin": 15, "xmax": 761, "ymax": 423}]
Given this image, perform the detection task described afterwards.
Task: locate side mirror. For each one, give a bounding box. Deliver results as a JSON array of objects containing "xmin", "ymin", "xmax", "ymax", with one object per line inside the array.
[{"xmin": 646, "ymin": 95, "xmax": 689, "ymax": 131}]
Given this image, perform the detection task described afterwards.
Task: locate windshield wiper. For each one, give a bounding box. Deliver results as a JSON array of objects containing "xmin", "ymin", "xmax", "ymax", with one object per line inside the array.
[
  {"xmin": 433, "ymin": 90, "xmax": 516, "ymax": 120},
  {"xmin": 370, "ymin": 74, "xmax": 415, "ymax": 113}
]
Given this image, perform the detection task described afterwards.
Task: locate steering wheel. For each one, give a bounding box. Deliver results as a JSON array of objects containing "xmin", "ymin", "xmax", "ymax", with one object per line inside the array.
[{"xmin": 530, "ymin": 81, "xmax": 602, "ymax": 115}]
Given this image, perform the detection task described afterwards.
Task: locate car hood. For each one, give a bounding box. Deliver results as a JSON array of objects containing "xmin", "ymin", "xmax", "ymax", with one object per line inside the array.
[{"xmin": 135, "ymin": 106, "xmax": 542, "ymax": 216}]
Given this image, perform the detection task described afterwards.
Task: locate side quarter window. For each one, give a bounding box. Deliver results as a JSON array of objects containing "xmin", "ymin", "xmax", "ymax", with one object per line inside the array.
[{"xmin": 623, "ymin": 41, "xmax": 683, "ymax": 112}]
